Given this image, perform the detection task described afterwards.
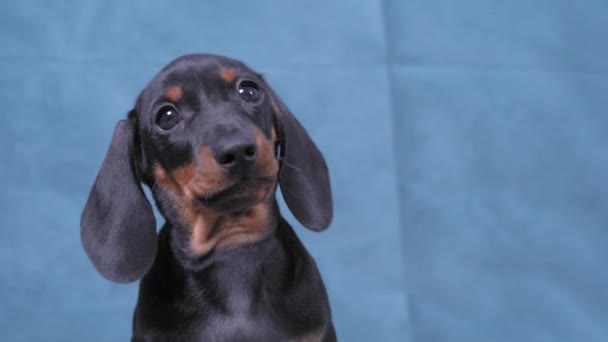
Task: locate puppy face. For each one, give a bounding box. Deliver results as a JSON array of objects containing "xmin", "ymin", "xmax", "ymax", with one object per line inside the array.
[
  {"xmin": 81, "ymin": 54, "xmax": 332, "ymax": 281},
  {"xmin": 134, "ymin": 55, "xmax": 280, "ymax": 253}
]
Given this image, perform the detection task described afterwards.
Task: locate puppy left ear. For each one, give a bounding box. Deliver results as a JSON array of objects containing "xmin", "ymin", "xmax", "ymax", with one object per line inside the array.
[
  {"xmin": 267, "ymin": 85, "xmax": 333, "ymax": 231},
  {"xmin": 80, "ymin": 118, "xmax": 157, "ymax": 283}
]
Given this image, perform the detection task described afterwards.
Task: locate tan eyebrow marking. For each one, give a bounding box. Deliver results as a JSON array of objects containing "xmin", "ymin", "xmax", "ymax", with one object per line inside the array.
[
  {"xmin": 165, "ymin": 86, "xmax": 183, "ymax": 102},
  {"xmin": 220, "ymin": 68, "xmax": 236, "ymax": 83}
]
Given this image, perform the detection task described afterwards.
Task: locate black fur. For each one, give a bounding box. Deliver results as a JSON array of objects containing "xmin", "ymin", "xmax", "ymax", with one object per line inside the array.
[
  {"xmin": 81, "ymin": 120, "xmax": 157, "ymax": 283},
  {"xmin": 270, "ymin": 87, "xmax": 332, "ymax": 231},
  {"xmin": 81, "ymin": 54, "xmax": 335, "ymax": 341}
]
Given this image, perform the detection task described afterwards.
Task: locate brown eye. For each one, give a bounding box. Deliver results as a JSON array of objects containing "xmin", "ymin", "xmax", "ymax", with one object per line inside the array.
[
  {"xmin": 155, "ymin": 106, "xmax": 181, "ymax": 131},
  {"xmin": 237, "ymin": 80, "xmax": 262, "ymax": 104}
]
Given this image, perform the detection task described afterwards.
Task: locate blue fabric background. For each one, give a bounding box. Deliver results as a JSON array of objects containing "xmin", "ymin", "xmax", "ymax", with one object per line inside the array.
[{"xmin": 0, "ymin": 1, "xmax": 606, "ymax": 341}]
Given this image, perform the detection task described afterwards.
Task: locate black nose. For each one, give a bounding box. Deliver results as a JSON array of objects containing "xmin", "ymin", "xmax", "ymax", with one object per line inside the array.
[{"xmin": 215, "ymin": 139, "xmax": 257, "ymax": 172}]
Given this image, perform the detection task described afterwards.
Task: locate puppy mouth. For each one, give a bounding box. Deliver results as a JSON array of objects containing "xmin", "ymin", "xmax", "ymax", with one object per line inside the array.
[{"xmin": 194, "ymin": 176, "xmax": 275, "ymax": 210}]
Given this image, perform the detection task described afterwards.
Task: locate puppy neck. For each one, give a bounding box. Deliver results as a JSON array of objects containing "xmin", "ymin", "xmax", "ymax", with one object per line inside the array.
[
  {"xmin": 169, "ymin": 199, "xmax": 280, "ymax": 263},
  {"xmin": 190, "ymin": 201, "xmax": 278, "ymax": 255}
]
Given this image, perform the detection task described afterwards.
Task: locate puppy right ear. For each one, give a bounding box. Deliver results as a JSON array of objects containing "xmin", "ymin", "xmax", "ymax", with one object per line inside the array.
[{"xmin": 80, "ymin": 119, "xmax": 157, "ymax": 283}]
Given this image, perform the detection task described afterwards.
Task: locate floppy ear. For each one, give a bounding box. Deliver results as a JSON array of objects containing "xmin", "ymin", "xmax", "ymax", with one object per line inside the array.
[
  {"xmin": 80, "ymin": 119, "xmax": 157, "ymax": 283},
  {"xmin": 267, "ymin": 86, "xmax": 333, "ymax": 231}
]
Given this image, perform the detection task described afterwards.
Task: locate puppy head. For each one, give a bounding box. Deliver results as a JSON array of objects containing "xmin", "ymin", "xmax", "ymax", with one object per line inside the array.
[
  {"xmin": 136, "ymin": 55, "xmax": 280, "ymax": 218},
  {"xmin": 81, "ymin": 54, "xmax": 332, "ymax": 283}
]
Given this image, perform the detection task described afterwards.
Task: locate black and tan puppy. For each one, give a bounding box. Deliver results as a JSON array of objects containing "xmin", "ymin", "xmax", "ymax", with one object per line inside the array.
[{"xmin": 80, "ymin": 54, "xmax": 335, "ymax": 341}]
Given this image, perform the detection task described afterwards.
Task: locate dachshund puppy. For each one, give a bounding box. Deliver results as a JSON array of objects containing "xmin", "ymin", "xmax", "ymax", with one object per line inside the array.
[{"xmin": 81, "ymin": 54, "xmax": 335, "ymax": 341}]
